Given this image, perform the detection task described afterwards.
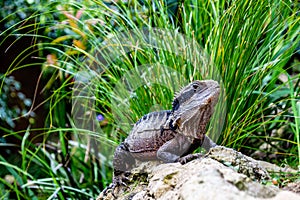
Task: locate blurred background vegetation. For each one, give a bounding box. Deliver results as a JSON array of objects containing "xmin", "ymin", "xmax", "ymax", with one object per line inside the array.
[{"xmin": 0, "ymin": 0, "xmax": 299, "ymax": 199}]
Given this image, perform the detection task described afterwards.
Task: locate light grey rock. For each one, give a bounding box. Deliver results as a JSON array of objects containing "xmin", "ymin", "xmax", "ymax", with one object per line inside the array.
[{"xmin": 97, "ymin": 147, "xmax": 300, "ymax": 200}]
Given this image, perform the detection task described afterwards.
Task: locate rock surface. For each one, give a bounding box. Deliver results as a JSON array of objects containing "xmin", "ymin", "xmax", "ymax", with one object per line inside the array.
[{"xmin": 97, "ymin": 146, "xmax": 300, "ymax": 200}]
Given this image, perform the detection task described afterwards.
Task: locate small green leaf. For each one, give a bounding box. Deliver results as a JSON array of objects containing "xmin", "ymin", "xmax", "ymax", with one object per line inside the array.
[{"xmin": 26, "ymin": 0, "xmax": 34, "ymax": 4}]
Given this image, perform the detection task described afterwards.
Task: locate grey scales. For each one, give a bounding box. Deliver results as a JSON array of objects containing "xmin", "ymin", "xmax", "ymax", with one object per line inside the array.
[{"xmin": 108, "ymin": 80, "xmax": 220, "ymax": 194}]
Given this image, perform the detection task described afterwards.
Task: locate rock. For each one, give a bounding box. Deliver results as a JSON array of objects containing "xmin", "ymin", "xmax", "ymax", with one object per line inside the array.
[
  {"xmin": 257, "ymin": 160, "xmax": 298, "ymax": 173},
  {"xmin": 97, "ymin": 146, "xmax": 300, "ymax": 200},
  {"xmin": 283, "ymin": 181, "xmax": 300, "ymax": 194},
  {"xmin": 206, "ymin": 146, "xmax": 270, "ymax": 181}
]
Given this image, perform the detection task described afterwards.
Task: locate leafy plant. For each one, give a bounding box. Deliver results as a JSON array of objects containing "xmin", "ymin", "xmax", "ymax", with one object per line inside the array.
[{"xmin": 0, "ymin": 75, "xmax": 34, "ymax": 129}]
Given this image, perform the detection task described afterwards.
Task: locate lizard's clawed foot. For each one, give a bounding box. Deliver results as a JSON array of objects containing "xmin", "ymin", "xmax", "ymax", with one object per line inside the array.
[
  {"xmin": 113, "ymin": 172, "xmax": 131, "ymax": 187},
  {"xmin": 177, "ymin": 153, "xmax": 203, "ymax": 164},
  {"xmin": 101, "ymin": 172, "xmax": 131, "ymax": 199}
]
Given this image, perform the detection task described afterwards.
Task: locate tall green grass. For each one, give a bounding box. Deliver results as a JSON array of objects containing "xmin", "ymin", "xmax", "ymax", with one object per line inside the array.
[{"xmin": 0, "ymin": 0, "xmax": 299, "ymax": 198}]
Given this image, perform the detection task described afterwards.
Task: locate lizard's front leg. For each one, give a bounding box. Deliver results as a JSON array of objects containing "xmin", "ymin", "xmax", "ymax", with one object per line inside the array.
[
  {"xmin": 156, "ymin": 134, "xmax": 198, "ymax": 164},
  {"xmin": 156, "ymin": 134, "xmax": 217, "ymax": 164}
]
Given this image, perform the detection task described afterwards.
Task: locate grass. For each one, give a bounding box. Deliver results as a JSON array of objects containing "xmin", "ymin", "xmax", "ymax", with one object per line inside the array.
[
  {"xmin": 288, "ymin": 74, "xmax": 300, "ymax": 168},
  {"xmin": 0, "ymin": 0, "xmax": 299, "ymax": 198}
]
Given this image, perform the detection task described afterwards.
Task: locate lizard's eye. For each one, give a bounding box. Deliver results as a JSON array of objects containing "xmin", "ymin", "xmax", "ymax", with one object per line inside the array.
[{"xmin": 192, "ymin": 84, "xmax": 199, "ymax": 92}]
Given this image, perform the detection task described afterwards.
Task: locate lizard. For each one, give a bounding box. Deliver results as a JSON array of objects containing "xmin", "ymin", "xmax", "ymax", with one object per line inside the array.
[{"xmin": 107, "ymin": 80, "xmax": 220, "ymax": 194}]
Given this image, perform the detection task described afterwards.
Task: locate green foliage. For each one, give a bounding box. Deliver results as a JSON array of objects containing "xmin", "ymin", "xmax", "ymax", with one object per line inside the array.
[
  {"xmin": 0, "ymin": 0, "xmax": 299, "ymax": 199},
  {"xmin": 0, "ymin": 75, "xmax": 33, "ymax": 129},
  {"xmin": 0, "ymin": 0, "xmax": 43, "ymax": 29}
]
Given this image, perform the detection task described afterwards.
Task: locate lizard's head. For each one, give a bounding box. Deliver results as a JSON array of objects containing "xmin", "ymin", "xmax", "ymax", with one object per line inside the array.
[{"xmin": 170, "ymin": 80, "xmax": 220, "ymax": 139}]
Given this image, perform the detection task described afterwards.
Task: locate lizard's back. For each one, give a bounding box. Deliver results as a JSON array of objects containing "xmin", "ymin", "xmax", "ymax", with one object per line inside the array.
[{"xmin": 124, "ymin": 110, "xmax": 176, "ymax": 159}]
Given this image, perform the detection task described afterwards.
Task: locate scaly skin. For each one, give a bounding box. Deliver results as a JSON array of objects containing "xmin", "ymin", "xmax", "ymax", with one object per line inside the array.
[{"xmin": 107, "ymin": 80, "xmax": 220, "ymax": 195}]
